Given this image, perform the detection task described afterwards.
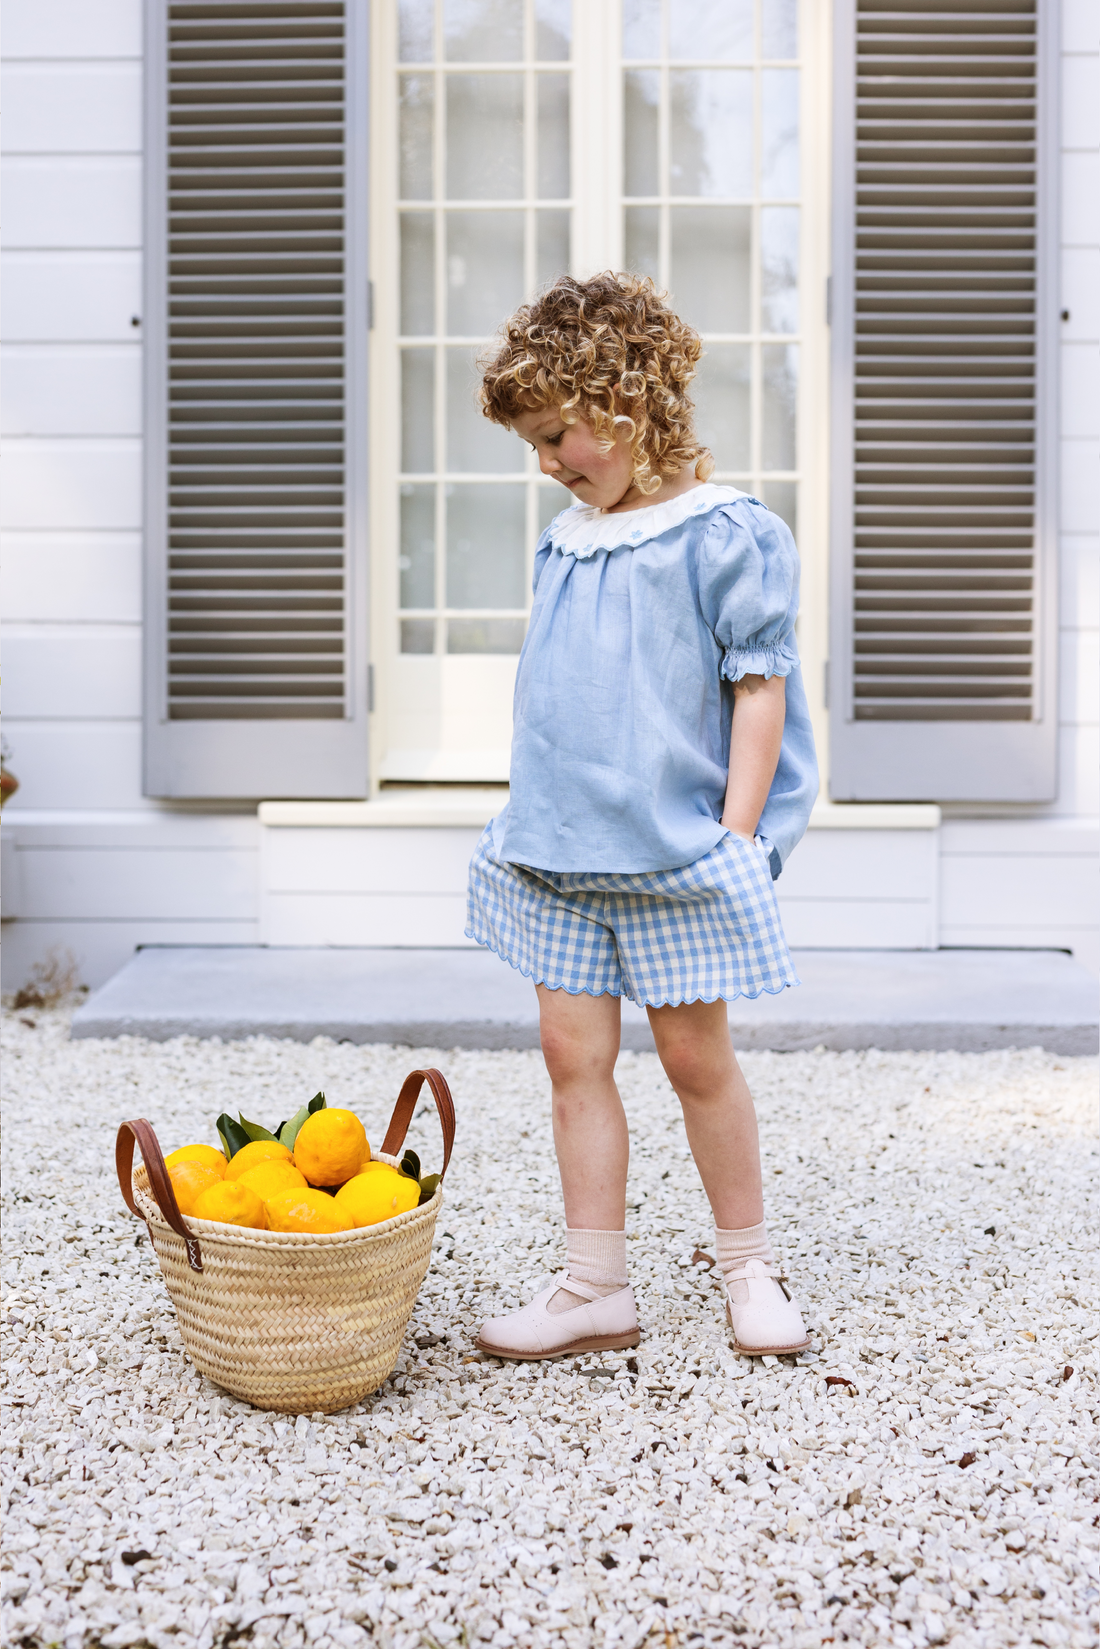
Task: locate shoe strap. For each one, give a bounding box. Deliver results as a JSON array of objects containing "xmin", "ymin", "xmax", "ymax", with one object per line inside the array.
[
  {"xmin": 721, "ymin": 1258, "xmax": 787, "ymax": 1285},
  {"xmin": 552, "ymin": 1270, "xmax": 605, "ymax": 1303}
]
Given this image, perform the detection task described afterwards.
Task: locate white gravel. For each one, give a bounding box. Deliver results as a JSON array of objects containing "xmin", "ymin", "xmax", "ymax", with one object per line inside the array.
[{"xmin": 1, "ymin": 1007, "xmax": 1097, "ymax": 1649}]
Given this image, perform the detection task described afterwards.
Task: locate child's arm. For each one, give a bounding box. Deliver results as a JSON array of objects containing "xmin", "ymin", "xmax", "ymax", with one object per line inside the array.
[{"xmin": 720, "ymin": 673, "xmax": 786, "ymax": 840}]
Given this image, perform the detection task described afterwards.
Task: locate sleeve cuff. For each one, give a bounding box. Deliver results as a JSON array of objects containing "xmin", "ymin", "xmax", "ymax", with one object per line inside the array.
[{"xmin": 720, "ymin": 639, "xmax": 799, "ymax": 683}]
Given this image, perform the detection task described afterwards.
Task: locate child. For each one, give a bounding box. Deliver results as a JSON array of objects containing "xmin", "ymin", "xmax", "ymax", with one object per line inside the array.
[{"xmin": 465, "ymin": 273, "xmax": 818, "ymax": 1361}]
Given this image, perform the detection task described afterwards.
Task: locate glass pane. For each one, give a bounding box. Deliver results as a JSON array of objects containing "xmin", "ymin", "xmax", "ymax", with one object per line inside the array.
[
  {"xmin": 622, "ymin": 0, "xmax": 660, "ymax": 58},
  {"xmin": 446, "ymin": 347, "xmax": 525, "ymax": 471},
  {"xmin": 692, "ymin": 344, "xmax": 750, "ymax": 471},
  {"xmin": 669, "ymin": 207, "xmax": 750, "ymax": 332},
  {"xmin": 398, "ymin": 0, "xmax": 433, "ymax": 62},
  {"xmin": 761, "ymin": 480, "xmax": 797, "ymax": 537},
  {"xmin": 536, "ymin": 208, "xmax": 570, "ymax": 290},
  {"xmin": 762, "ymin": 343, "xmax": 798, "ymax": 470},
  {"xmin": 401, "ymin": 349, "xmax": 435, "ymax": 472},
  {"xmin": 537, "ymin": 484, "xmax": 567, "ymax": 534},
  {"xmin": 400, "ymin": 213, "xmax": 435, "ymax": 334},
  {"xmin": 399, "ymin": 76, "xmax": 433, "ymax": 200},
  {"xmin": 536, "ymin": 0, "xmax": 571, "ymax": 60},
  {"xmin": 761, "ymin": 69, "xmax": 800, "ymax": 199},
  {"xmin": 446, "ymin": 74, "xmax": 524, "ymax": 199},
  {"xmin": 446, "ymin": 483, "xmax": 527, "ymax": 606},
  {"xmin": 670, "ymin": 70, "xmax": 753, "ymax": 198},
  {"xmin": 623, "ymin": 205, "xmax": 659, "ymax": 281},
  {"xmin": 446, "ymin": 210, "xmax": 524, "ymax": 335},
  {"xmin": 762, "ymin": 0, "xmax": 798, "ymax": 61},
  {"xmin": 448, "ymin": 617, "xmax": 528, "ymax": 653},
  {"xmin": 624, "ymin": 70, "xmax": 659, "ymax": 197},
  {"xmin": 401, "ymin": 618, "xmax": 436, "ymax": 653},
  {"xmin": 400, "ymin": 484, "xmax": 436, "ymax": 607},
  {"xmin": 669, "ymin": 0, "xmax": 752, "ymax": 61},
  {"xmin": 761, "ymin": 207, "xmax": 799, "ymax": 333},
  {"xmin": 537, "ymin": 75, "xmax": 570, "ymax": 198},
  {"xmin": 443, "ymin": 0, "xmax": 522, "ymax": 61}
]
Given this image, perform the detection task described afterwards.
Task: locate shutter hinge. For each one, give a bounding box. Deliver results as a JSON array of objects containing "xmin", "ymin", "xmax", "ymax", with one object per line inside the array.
[
  {"xmin": 367, "ymin": 280, "xmax": 375, "ymax": 329},
  {"xmin": 825, "ymin": 275, "xmax": 832, "ymax": 326},
  {"xmin": 368, "ymin": 662, "xmax": 375, "ymax": 713},
  {"xmin": 823, "ymin": 660, "xmax": 830, "ymax": 710}
]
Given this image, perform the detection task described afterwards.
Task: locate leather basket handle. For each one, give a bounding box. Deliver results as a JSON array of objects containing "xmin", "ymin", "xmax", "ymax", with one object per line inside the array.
[
  {"xmin": 380, "ymin": 1068, "xmax": 456, "ymax": 1183},
  {"xmin": 116, "ymin": 1118, "xmax": 203, "ymax": 1273}
]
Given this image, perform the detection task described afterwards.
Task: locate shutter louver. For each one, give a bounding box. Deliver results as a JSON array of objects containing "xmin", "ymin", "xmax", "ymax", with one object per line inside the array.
[
  {"xmin": 829, "ymin": 0, "xmax": 1057, "ymax": 802},
  {"xmin": 143, "ymin": 0, "xmax": 369, "ymax": 798}
]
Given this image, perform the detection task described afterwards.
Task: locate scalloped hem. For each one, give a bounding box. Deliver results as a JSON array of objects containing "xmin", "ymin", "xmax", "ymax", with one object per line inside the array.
[{"xmin": 466, "ymin": 927, "xmax": 799, "ymax": 1007}]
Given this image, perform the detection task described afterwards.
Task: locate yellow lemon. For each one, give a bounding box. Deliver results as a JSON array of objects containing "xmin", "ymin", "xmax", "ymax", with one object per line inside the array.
[
  {"xmin": 224, "ymin": 1139, "xmax": 294, "ymax": 1182},
  {"xmin": 237, "ymin": 1160, "xmax": 307, "ymax": 1201},
  {"xmin": 165, "ymin": 1143, "xmax": 227, "ymax": 1178},
  {"xmin": 190, "ymin": 1181, "xmax": 268, "ymax": 1230},
  {"xmin": 264, "ymin": 1189, "xmax": 355, "ymax": 1235},
  {"xmin": 167, "ymin": 1160, "xmax": 224, "ymax": 1216},
  {"xmin": 292, "ymin": 1109, "xmax": 370, "ymax": 1188},
  {"xmin": 334, "ymin": 1166, "xmax": 419, "ymax": 1228}
]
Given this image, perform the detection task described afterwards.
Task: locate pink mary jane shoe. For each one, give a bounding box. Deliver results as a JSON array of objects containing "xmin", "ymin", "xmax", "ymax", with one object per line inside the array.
[
  {"xmin": 724, "ymin": 1257, "xmax": 811, "ymax": 1357},
  {"xmin": 475, "ymin": 1273, "xmax": 641, "ymax": 1361}
]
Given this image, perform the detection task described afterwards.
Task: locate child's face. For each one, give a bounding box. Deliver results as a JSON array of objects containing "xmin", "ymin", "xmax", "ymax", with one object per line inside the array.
[{"xmin": 511, "ymin": 404, "xmax": 634, "ymax": 510}]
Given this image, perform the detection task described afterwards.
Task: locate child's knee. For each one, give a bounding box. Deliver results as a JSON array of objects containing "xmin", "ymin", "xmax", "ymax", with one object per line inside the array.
[
  {"xmin": 661, "ymin": 1040, "xmax": 726, "ymax": 1098},
  {"xmin": 541, "ymin": 1026, "xmax": 616, "ymax": 1088}
]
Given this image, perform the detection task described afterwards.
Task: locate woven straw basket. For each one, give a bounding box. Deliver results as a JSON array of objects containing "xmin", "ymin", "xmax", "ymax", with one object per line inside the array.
[{"xmin": 115, "ymin": 1069, "xmax": 455, "ymax": 1415}]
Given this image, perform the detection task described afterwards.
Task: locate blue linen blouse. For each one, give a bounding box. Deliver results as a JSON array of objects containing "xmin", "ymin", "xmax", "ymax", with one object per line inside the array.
[{"xmin": 492, "ymin": 484, "xmax": 818, "ymax": 877}]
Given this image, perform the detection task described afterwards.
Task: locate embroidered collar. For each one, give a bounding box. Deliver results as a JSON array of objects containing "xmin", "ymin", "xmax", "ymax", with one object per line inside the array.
[{"xmin": 547, "ymin": 483, "xmax": 750, "ymax": 560}]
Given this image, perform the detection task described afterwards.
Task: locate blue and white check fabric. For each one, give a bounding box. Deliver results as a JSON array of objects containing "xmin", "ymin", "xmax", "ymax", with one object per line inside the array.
[{"xmin": 466, "ymin": 825, "xmax": 798, "ymax": 1007}]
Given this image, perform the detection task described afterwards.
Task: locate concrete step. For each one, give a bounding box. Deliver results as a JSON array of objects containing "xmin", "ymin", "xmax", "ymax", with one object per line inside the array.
[{"xmin": 70, "ymin": 945, "xmax": 1099, "ymax": 1054}]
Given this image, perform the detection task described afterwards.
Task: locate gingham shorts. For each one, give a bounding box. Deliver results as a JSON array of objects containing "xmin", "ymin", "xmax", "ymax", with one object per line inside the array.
[{"xmin": 465, "ymin": 825, "xmax": 798, "ymax": 1007}]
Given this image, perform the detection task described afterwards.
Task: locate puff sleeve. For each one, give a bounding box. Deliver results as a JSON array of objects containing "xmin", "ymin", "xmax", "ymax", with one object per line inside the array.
[{"xmin": 698, "ymin": 500, "xmax": 801, "ymax": 683}]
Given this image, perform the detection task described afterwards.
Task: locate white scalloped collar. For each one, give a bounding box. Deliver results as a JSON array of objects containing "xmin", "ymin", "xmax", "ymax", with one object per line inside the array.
[{"xmin": 547, "ymin": 483, "xmax": 750, "ymax": 560}]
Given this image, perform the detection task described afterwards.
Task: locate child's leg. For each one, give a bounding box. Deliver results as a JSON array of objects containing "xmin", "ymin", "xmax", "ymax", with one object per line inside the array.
[
  {"xmin": 537, "ymin": 983, "xmax": 628, "ymax": 1228},
  {"xmin": 647, "ymin": 999, "xmax": 809, "ymax": 1355}
]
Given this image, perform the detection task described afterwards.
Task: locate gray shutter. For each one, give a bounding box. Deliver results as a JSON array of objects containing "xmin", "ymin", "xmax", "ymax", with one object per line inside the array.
[
  {"xmin": 828, "ymin": 0, "xmax": 1059, "ymax": 802},
  {"xmin": 143, "ymin": 0, "xmax": 369, "ymax": 799}
]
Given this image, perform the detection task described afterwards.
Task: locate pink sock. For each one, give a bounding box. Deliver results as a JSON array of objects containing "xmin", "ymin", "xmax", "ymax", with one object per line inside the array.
[
  {"xmin": 715, "ymin": 1220, "xmax": 775, "ymax": 1305},
  {"xmin": 547, "ymin": 1228, "xmax": 629, "ymax": 1314}
]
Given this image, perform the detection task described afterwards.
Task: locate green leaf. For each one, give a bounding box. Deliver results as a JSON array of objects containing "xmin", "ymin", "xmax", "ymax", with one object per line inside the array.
[
  {"xmin": 399, "ymin": 1149, "xmax": 421, "ymax": 1182},
  {"xmin": 308, "ymin": 1092, "xmax": 326, "ymax": 1115},
  {"xmin": 417, "ymin": 1173, "xmax": 440, "ymax": 1207},
  {"xmin": 271, "ymin": 1120, "xmax": 288, "ymax": 1142},
  {"xmin": 278, "ymin": 1105, "xmax": 311, "ymax": 1152},
  {"xmin": 215, "ymin": 1113, "xmax": 251, "ymax": 1160},
  {"xmin": 236, "ymin": 1113, "xmax": 278, "ymax": 1144}
]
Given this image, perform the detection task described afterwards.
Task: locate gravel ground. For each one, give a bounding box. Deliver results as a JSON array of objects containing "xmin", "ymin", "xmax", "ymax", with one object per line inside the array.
[{"xmin": 1, "ymin": 1007, "xmax": 1097, "ymax": 1649}]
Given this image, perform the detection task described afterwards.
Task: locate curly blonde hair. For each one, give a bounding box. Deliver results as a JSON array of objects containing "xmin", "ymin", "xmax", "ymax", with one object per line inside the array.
[{"xmin": 479, "ymin": 272, "xmax": 713, "ymax": 495}]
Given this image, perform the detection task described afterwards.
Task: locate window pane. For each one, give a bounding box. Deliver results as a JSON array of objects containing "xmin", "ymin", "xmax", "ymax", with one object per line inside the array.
[
  {"xmin": 762, "ymin": 1, "xmax": 798, "ymax": 61},
  {"xmin": 670, "ymin": 70, "xmax": 753, "ymax": 198},
  {"xmin": 692, "ymin": 344, "xmax": 751, "ymax": 471},
  {"xmin": 443, "ymin": 0, "xmax": 523, "ymax": 61},
  {"xmin": 399, "ymin": 0, "xmax": 433, "ymax": 62},
  {"xmin": 670, "ymin": 207, "xmax": 750, "ymax": 332},
  {"xmin": 761, "ymin": 480, "xmax": 797, "ymax": 537},
  {"xmin": 763, "ymin": 343, "xmax": 798, "ymax": 470},
  {"xmin": 446, "ymin": 74, "xmax": 524, "ymax": 199},
  {"xmin": 624, "ymin": 70, "xmax": 659, "ymax": 197},
  {"xmin": 401, "ymin": 618, "xmax": 435, "ymax": 653},
  {"xmin": 669, "ymin": 0, "xmax": 752, "ymax": 62},
  {"xmin": 622, "ymin": 0, "xmax": 660, "ymax": 58},
  {"xmin": 536, "ymin": 208, "xmax": 570, "ymax": 290},
  {"xmin": 448, "ymin": 617, "xmax": 527, "ymax": 653},
  {"xmin": 399, "ymin": 76, "xmax": 433, "ymax": 200},
  {"xmin": 400, "ymin": 213, "xmax": 435, "ymax": 334},
  {"xmin": 537, "ymin": 75, "xmax": 570, "ymax": 198},
  {"xmin": 446, "ymin": 210, "xmax": 524, "ymax": 335},
  {"xmin": 446, "ymin": 348, "xmax": 524, "ymax": 471},
  {"xmin": 761, "ymin": 69, "xmax": 799, "ymax": 199},
  {"xmin": 400, "ymin": 484, "xmax": 436, "ymax": 607},
  {"xmin": 447, "ymin": 483, "xmax": 527, "ymax": 607},
  {"xmin": 536, "ymin": 0, "xmax": 571, "ymax": 60},
  {"xmin": 624, "ymin": 206, "xmax": 659, "ymax": 281},
  {"xmin": 401, "ymin": 348, "xmax": 435, "ymax": 471},
  {"xmin": 538, "ymin": 484, "xmax": 567, "ymax": 534},
  {"xmin": 761, "ymin": 207, "xmax": 799, "ymax": 333}
]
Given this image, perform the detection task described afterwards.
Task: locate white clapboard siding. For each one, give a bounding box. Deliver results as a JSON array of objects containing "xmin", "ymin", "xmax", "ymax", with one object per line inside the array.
[
  {"xmin": 829, "ymin": 0, "xmax": 1059, "ymax": 802},
  {"xmin": 0, "ymin": 64, "xmax": 142, "ymax": 152},
  {"xmin": 1, "ymin": 722, "xmax": 147, "ymax": 809},
  {"xmin": 1, "ymin": 157, "xmax": 142, "ymax": 247},
  {"xmin": 2, "ymin": 629, "xmax": 142, "ymax": 719},
  {"xmin": 0, "ymin": 440, "xmax": 142, "ymax": 529},
  {"xmin": 0, "ymin": 348, "xmax": 142, "ymax": 437},
  {"xmin": 143, "ymin": 0, "xmax": 369, "ymax": 799},
  {"xmin": 2, "ymin": 535, "xmax": 142, "ymax": 623},
  {"xmin": 0, "ymin": 252, "xmax": 143, "ymax": 341},
  {"xmin": 1, "ymin": 0, "xmax": 142, "ymax": 60}
]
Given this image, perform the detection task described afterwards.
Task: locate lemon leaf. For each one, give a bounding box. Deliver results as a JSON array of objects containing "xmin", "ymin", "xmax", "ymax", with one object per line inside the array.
[
  {"xmin": 278, "ymin": 1105, "xmax": 311, "ymax": 1151},
  {"xmin": 307, "ymin": 1091, "xmax": 327, "ymax": 1115},
  {"xmin": 216, "ymin": 1113, "xmax": 251, "ymax": 1160},
  {"xmin": 236, "ymin": 1113, "xmax": 278, "ymax": 1144},
  {"xmin": 417, "ymin": 1173, "xmax": 440, "ymax": 1206},
  {"xmin": 399, "ymin": 1149, "xmax": 421, "ymax": 1182}
]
